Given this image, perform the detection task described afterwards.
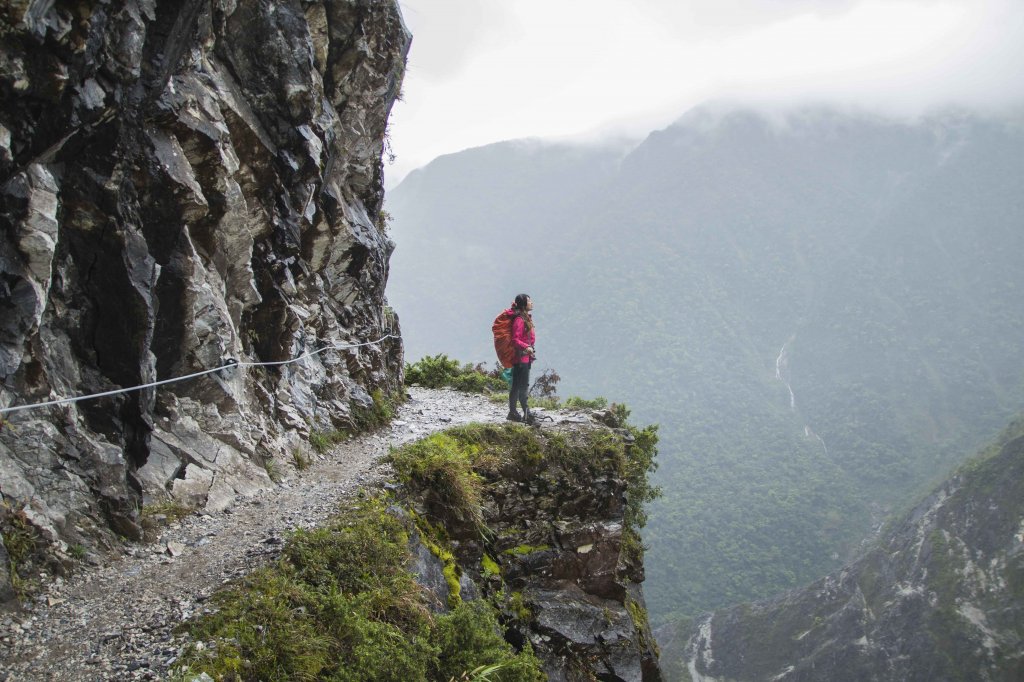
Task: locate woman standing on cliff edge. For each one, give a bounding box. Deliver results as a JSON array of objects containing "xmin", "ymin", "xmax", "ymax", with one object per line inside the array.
[{"xmin": 507, "ymin": 294, "xmax": 536, "ymax": 424}]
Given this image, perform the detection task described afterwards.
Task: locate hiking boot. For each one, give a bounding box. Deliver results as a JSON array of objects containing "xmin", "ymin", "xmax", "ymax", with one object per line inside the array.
[
  {"xmin": 524, "ymin": 410, "xmax": 538, "ymax": 426},
  {"xmin": 506, "ymin": 410, "xmax": 523, "ymax": 422}
]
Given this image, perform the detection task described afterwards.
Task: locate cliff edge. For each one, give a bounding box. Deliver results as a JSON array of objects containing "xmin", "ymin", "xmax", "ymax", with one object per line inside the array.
[
  {"xmin": 0, "ymin": 390, "xmax": 666, "ymax": 680},
  {"xmin": 179, "ymin": 410, "xmax": 664, "ymax": 681}
]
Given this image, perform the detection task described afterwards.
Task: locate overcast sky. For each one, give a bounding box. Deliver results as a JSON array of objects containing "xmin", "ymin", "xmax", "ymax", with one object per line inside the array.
[{"xmin": 385, "ymin": 0, "xmax": 1024, "ymax": 185}]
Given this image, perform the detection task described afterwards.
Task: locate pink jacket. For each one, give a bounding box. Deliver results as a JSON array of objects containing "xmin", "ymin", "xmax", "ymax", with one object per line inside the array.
[{"xmin": 510, "ymin": 311, "xmax": 536, "ymax": 364}]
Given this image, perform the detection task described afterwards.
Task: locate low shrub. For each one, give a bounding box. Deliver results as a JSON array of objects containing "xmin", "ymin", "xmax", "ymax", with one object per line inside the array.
[
  {"xmin": 431, "ymin": 600, "xmax": 545, "ymax": 682},
  {"xmin": 404, "ymin": 354, "xmax": 464, "ymax": 388},
  {"xmin": 564, "ymin": 396, "xmax": 608, "ymax": 410},
  {"xmin": 405, "ymin": 355, "xmax": 507, "ymax": 394}
]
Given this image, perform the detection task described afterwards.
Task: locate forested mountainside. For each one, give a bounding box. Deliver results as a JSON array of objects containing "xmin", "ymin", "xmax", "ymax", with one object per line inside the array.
[
  {"xmin": 385, "ymin": 105, "xmax": 1024, "ymax": 624},
  {"xmin": 670, "ymin": 415, "xmax": 1024, "ymax": 682},
  {"xmin": 0, "ymin": 0, "xmax": 408, "ymax": 572}
]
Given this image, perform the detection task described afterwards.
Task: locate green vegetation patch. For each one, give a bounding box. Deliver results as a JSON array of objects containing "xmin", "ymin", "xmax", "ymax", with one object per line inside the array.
[
  {"xmin": 291, "ymin": 448, "xmax": 311, "ymax": 471},
  {"xmin": 309, "ymin": 429, "xmax": 347, "ymax": 455},
  {"xmin": 140, "ymin": 500, "xmax": 195, "ymax": 525},
  {"xmin": 388, "ymin": 432, "xmax": 488, "ymax": 529},
  {"xmin": 405, "ymin": 354, "xmax": 506, "ymax": 393},
  {"xmin": 444, "ymin": 423, "xmax": 547, "ymax": 468},
  {"xmin": 502, "ymin": 544, "xmax": 551, "ymax": 557},
  {"xmin": 481, "ymin": 554, "xmax": 501, "ymax": 577},
  {"xmin": 177, "ymin": 494, "xmax": 544, "ymax": 681},
  {"xmin": 411, "ymin": 510, "xmax": 465, "ymax": 609},
  {"xmin": 140, "ymin": 500, "xmax": 197, "ymax": 542},
  {"xmin": 431, "ymin": 600, "xmax": 545, "ymax": 682},
  {"xmin": 388, "ymin": 416, "xmax": 661, "ymax": 560},
  {"xmin": 506, "ymin": 590, "xmax": 532, "ymax": 621},
  {"xmin": 563, "ymin": 396, "xmax": 608, "ymax": 410},
  {"xmin": 353, "ymin": 388, "xmax": 401, "ymax": 432},
  {"xmin": 526, "ymin": 396, "xmax": 561, "ymax": 410},
  {"xmin": 625, "ymin": 597, "xmax": 657, "ymax": 655},
  {"xmin": 0, "ymin": 504, "xmax": 42, "ymax": 598}
]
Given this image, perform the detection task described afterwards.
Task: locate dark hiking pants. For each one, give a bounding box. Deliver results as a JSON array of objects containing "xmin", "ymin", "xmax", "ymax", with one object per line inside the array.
[{"xmin": 509, "ymin": 362, "xmax": 531, "ymax": 415}]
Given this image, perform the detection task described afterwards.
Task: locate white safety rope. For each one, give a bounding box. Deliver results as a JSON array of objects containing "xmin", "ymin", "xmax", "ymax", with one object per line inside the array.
[{"xmin": 0, "ymin": 333, "xmax": 399, "ymax": 417}]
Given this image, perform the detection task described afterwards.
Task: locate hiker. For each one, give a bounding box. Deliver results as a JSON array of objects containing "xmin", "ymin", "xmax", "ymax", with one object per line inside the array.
[{"xmin": 507, "ymin": 294, "xmax": 536, "ymax": 423}]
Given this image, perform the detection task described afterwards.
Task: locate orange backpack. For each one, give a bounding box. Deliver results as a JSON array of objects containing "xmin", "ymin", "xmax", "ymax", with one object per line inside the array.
[{"xmin": 492, "ymin": 310, "xmax": 517, "ymax": 368}]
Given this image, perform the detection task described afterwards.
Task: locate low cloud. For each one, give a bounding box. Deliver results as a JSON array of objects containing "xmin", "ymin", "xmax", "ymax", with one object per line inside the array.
[{"xmin": 387, "ymin": 0, "xmax": 1024, "ymax": 184}]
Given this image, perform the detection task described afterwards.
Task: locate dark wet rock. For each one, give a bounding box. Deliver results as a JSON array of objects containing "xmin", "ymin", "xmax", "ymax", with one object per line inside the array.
[{"xmin": 0, "ymin": 0, "xmax": 409, "ymax": 589}]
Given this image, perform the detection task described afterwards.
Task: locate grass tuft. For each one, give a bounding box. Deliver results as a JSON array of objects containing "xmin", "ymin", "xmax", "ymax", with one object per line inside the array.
[
  {"xmin": 291, "ymin": 448, "xmax": 311, "ymax": 471},
  {"xmin": 0, "ymin": 504, "xmax": 41, "ymax": 598},
  {"xmin": 309, "ymin": 429, "xmax": 346, "ymax": 454},
  {"xmin": 563, "ymin": 395, "xmax": 608, "ymax": 409},
  {"xmin": 140, "ymin": 500, "xmax": 195, "ymax": 523},
  {"xmin": 388, "ymin": 433, "xmax": 486, "ymax": 529}
]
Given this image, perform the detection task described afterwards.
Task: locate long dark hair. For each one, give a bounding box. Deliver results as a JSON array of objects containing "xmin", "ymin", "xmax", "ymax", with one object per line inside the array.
[{"xmin": 512, "ymin": 294, "xmax": 533, "ymax": 332}]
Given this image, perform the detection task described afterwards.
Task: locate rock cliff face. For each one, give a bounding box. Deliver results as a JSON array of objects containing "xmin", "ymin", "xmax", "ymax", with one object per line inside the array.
[
  {"xmin": 675, "ymin": 421, "xmax": 1024, "ymax": 682},
  {"xmin": 0, "ymin": 1, "xmax": 408, "ymax": 551}
]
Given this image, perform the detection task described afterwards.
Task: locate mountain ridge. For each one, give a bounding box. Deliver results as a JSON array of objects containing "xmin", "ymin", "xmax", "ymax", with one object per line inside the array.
[
  {"xmin": 672, "ymin": 415, "xmax": 1024, "ymax": 681},
  {"xmin": 385, "ymin": 102, "xmax": 1024, "ymax": 626}
]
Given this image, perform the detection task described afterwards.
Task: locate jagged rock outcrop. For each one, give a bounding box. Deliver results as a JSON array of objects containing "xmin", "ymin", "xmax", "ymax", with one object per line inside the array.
[
  {"xmin": 675, "ymin": 422, "xmax": 1024, "ymax": 682},
  {"xmin": 0, "ymin": 0, "xmax": 408, "ymax": 560},
  {"xmin": 396, "ymin": 421, "xmax": 664, "ymax": 681}
]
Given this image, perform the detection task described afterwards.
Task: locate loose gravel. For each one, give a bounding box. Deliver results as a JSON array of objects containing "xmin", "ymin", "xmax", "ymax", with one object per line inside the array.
[{"xmin": 0, "ymin": 387, "xmax": 537, "ymax": 682}]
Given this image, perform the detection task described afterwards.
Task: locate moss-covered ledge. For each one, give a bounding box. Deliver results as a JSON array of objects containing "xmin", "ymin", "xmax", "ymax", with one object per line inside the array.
[{"xmin": 387, "ymin": 419, "xmax": 663, "ymax": 681}]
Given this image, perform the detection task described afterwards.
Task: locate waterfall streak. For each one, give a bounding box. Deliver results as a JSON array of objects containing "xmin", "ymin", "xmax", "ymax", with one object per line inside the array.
[
  {"xmin": 773, "ymin": 336, "xmax": 829, "ymax": 456},
  {"xmin": 775, "ymin": 341, "xmax": 796, "ymax": 410}
]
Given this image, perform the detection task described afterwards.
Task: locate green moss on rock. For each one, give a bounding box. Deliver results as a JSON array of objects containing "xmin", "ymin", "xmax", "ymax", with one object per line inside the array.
[
  {"xmin": 482, "ymin": 554, "xmax": 501, "ymax": 577},
  {"xmin": 503, "ymin": 544, "xmax": 551, "ymax": 556}
]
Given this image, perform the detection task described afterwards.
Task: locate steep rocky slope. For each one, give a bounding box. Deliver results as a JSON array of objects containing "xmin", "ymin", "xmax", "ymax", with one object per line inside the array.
[
  {"xmin": 673, "ymin": 419, "xmax": 1024, "ymax": 681},
  {"xmin": 1, "ymin": 389, "xmax": 664, "ymax": 681},
  {"xmin": 0, "ymin": 0, "xmax": 409, "ymax": 565}
]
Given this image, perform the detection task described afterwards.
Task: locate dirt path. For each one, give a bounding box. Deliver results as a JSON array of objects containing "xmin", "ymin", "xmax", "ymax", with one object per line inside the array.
[{"xmin": 0, "ymin": 387, "xmax": 508, "ymax": 681}]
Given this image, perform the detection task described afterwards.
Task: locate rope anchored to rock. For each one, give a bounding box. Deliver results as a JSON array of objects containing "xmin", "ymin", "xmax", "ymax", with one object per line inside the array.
[{"xmin": 0, "ymin": 333, "xmax": 399, "ymax": 418}]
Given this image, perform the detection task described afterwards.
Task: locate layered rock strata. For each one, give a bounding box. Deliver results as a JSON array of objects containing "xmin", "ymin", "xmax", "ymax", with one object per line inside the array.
[{"xmin": 0, "ymin": 0, "xmax": 408, "ymax": 559}]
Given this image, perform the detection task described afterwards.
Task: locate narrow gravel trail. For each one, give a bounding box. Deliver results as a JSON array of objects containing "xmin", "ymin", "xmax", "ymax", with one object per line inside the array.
[{"xmin": 0, "ymin": 387, "xmax": 508, "ymax": 681}]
